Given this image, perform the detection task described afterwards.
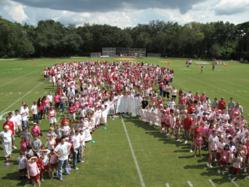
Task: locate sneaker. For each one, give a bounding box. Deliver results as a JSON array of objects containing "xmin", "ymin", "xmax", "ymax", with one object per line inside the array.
[
  {"xmin": 74, "ymin": 167, "xmax": 79, "ymax": 170},
  {"xmin": 190, "ymin": 149, "xmax": 193, "ymax": 153},
  {"xmin": 184, "ymin": 140, "xmax": 188, "ymax": 144},
  {"xmin": 12, "ymin": 146, "xmax": 17, "ymax": 150},
  {"xmin": 59, "ymin": 178, "xmax": 63, "ymax": 181},
  {"xmin": 81, "ymin": 160, "xmax": 85, "ymax": 163},
  {"xmin": 5, "ymin": 162, "xmax": 10, "ymax": 166}
]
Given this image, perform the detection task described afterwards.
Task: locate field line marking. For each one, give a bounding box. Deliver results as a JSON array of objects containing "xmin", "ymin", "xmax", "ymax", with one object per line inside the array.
[
  {"xmin": 208, "ymin": 179, "xmax": 216, "ymax": 187},
  {"xmin": 0, "ymin": 71, "xmax": 36, "ymax": 88},
  {"xmin": 230, "ymin": 179, "xmax": 239, "ymax": 187},
  {"xmin": 187, "ymin": 180, "xmax": 194, "ymax": 187},
  {"xmin": 0, "ymin": 82, "xmax": 43, "ymax": 114},
  {"xmin": 121, "ymin": 117, "xmax": 146, "ymax": 187},
  {"xmin": 165, "ymin": 183, "xmax": 170, "ymax": 187}
]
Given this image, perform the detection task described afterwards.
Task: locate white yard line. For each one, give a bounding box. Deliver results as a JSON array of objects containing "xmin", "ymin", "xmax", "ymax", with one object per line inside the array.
[
  {"xmin": 165, "ymin": 183, "xmax": 170, "ymax": 187},
  {"xmin": 230, "ymin": 179, "xmax": 239, "ymax": 187},
  {"xmin": 208, "ymin": 179, "xmax": 216, "ymax": 187},
  {"xmin": 187, "ymin": 181, "xmax": 194, "ymax": 187},
  {"xmin": 121, "ymin": 117, "xmax": 146, "ymax": 187},
  {"xmin": 0, "ymin": 82, "xmax": 43, "ymax": 114}
]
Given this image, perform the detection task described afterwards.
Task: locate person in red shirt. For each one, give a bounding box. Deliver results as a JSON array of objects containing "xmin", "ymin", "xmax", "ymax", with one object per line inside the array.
[
  {"xmin": 187, "ymin": 101, "xmax": 196, "ymax": 114},
  {"xmin": 3, "ymin": 115, "xmax": 16, "ymax": 149},
  {"xmin": 183, "ymin": 114, "xmax": 193, "ymax": 144},
  {"xmin": 54, "ymin": 94, "xmax": 60, "ymax": 109},
  {"xmin": 193, "ymin": 92, "xmax": 200, "ymax": 102},
  {"xmin": 218, "ymin": 97, "xmax": 226, "ymax": 110},
  {"xmin": 200, "ymin": 93, "xmax": 206, "ymax": 103}
]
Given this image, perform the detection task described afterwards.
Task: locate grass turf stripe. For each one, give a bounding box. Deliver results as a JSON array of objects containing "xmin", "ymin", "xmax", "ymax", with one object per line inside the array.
[{"xmin": 0, "ymin": 82, "xmax": 43, "ymax": 113}]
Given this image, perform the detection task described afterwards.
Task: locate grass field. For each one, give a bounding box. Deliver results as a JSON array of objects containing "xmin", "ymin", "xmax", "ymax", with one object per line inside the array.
[{"xmin": 0, "ymin": 57, "xmax": 249, "ymax": 187}]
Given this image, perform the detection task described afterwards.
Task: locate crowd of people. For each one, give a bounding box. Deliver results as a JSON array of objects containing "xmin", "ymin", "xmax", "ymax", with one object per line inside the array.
[{"xmin": 0, "ymin": 60, "xmax": 248, "ymax": 186}]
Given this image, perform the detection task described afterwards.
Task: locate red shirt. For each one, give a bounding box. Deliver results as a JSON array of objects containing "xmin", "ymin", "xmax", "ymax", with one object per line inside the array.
[
  {"xmin": 3, "ymin": 121, "xmax": 15, "ymax": 136},
  {"xmin": 54, "ymin": 95, "xmax": 60, "ymax": 103},
  {"xmin": 36, "ymin": 158, "xmax": 44, "ymax": 170},
  {"xmin": 31, "ymin": 125, "xmax": 41, "ymax": 137},
  {"xmin": 183, "ymin": 117, "xmax": 193, "ymax": 130},
  {"xmin": 188, "ymin": 104, "xmax": 195, "ymax": 114},
  {"xmin": 218, "ymin": 100, "xmax": 226, "ymax": 110}
]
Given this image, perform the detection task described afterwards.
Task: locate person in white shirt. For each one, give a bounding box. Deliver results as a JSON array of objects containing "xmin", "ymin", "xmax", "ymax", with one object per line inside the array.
[
  {"xmin": 54, "ymin": 137, "xmax": 71, "ymax": 180},
  {"xmin": 71, "ymin": 129, "xmax": 81, "ymax": 170},
  {"xmin": 207, "ymin": 131, "xmax": 219, "ymax": 168},
  {"xmin": 79, "ymin": 129, "xmax": 85, "ymax": 163},
  {"xmin": 20, "ymin": 103, "xmax": 29, "ymax": 129},
  {"xmin": 31, "ymin": 102, "xmax": 38, "ymax": 123},
  {"xmin": 13, "ymin": 110, "xmax": 22, "ymax": 133},
  {"xmin": 18, "ymin": 152, "xmax": 27, "ymax": 179},
  {"xmin": 0, "ymin": 125, "xmax": 12, "ymax": 165},
  {"xmin": 47, "ymin": 92, "xmax": 53, "ymax": 104}
]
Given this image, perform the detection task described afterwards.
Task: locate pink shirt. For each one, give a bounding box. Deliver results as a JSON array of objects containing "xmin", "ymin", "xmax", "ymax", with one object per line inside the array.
[
  {"xmin": 27, "ymin": 162, "xmax": 40, "ymax": 176},
  {"xmin": 49, "ymin": 154, "xmax": 58, "ymax": 164},
  {"xmin": 31, "ymin": 126, "xmax": 41, "ymax": 137}
]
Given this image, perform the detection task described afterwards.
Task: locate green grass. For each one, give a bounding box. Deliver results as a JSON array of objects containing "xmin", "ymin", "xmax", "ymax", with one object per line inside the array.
[{"xmin": 0, "ymin": 57, "xmax": 249, "ymax": 187}]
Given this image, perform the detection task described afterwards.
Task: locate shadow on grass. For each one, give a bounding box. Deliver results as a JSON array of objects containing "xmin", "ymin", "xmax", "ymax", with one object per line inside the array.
[
  {"xmin": 123, "ymin": 116, "xmax": 247, "ymax": 185},
  {"xmin": 1, "ymin": 170, "xmax": 30, "ymax": 186}
]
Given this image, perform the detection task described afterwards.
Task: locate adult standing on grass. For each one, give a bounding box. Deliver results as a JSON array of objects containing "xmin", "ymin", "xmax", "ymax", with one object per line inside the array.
[
  {"xmin": 55, "ymin": 136, "xmax": 72, "ymax": 181},
  {"xmin": 3, "ymin": 115, "xmax": 16, "ymax": 149},
  {"xmin": 20, "ymin": 103, "xmax": 29, "ymax": 130},
  {"xmin": 0, "ymin": 125, "xmax": 12, "ymax": 165}
]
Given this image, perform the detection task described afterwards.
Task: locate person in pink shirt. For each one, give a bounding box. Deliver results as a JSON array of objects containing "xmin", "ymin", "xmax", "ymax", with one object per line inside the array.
[
  {"xmin": 27, "ymin": 156, "xmax": 41, "ymax": 187},
  {"xmin": 49, "ymin": 149, "xmax": 58, "ymax": 178},
  {"xmin": 31, "ymin": 123, "xmax": 41, "ymax": 137},
  {"xmin": 48, "ymin": 106, "xmax": 57, "ymax": 127},
  {"xmin": 54, "ymin": 94, "xmax": 60, "ymax": 109}
]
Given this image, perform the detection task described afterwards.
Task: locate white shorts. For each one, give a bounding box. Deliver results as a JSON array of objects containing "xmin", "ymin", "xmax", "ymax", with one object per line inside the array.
[
  {"xmin": 49, "ymin": 117, "xmax": 57, "ymax": 124},
  {"xmin": 3, "ymin": 142, "xmax": 12, "ymax": 157}
]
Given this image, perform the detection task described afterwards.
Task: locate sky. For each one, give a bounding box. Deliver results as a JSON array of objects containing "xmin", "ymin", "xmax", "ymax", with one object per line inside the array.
[{"xmin": 0, "ymin": 0, "xmax": 249, "ymax": 28}]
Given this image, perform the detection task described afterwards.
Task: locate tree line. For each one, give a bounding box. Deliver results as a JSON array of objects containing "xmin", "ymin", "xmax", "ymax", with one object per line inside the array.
[{"xmin": 0, "ymin": 17, "xmax": 248, "ymax": 61}]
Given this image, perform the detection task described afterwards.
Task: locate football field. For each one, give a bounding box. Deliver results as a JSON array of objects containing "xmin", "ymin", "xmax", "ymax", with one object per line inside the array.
[{"xmin": 0, "ymin": 57, "xmax": 249, "ymax": 187}]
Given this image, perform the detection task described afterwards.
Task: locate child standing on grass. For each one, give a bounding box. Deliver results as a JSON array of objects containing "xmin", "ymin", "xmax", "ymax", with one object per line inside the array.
[
  {"xmin": 27, "ymin": 156, "xmax": 41, "ymax": 187},
  {"xmin": 18, "ymin": 152, "xmax": 27, "ymax": 179},
  {"xmin": 31, "ymin": 102, "xmax": 39, "ymax": 123},
  {"xmin": 230, "ymin": 153, "xmax": 243, "ymax": 180},
  {"xmin": 194, "ymin": 132, "xmax": 203, "ymax": 157},
  {"xmin": 218, "ymin": 145, "xmax": 230, "ymax": 174},
  {"xmin": 49, "ymin": 149, "xmax": 58, "ymax": 178},
  {"xmin": 48, "ymin": 106, "xmax": 57, "ymax": 127}
]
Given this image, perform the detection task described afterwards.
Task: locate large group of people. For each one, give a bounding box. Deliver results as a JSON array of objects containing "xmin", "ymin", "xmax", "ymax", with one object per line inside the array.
[{"xmin": 0, "ymin": 60, "xmax": 248, "ymax": 186}]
